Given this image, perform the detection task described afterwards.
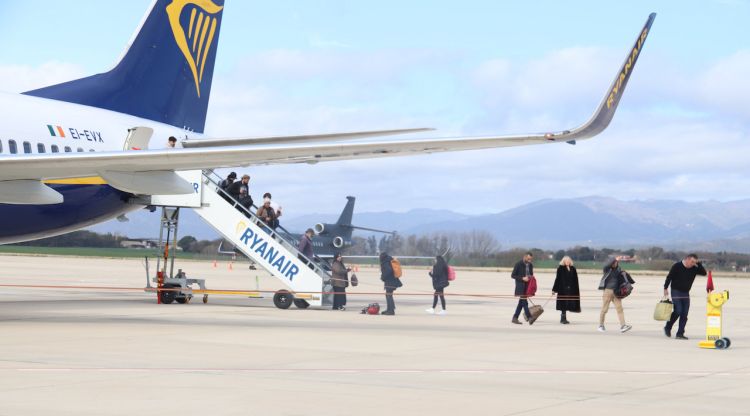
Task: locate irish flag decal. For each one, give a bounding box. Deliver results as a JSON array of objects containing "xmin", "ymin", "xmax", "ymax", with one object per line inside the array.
[{"xmin": 47, "ymin": 125, "xmax": 65, "ymax": 138}]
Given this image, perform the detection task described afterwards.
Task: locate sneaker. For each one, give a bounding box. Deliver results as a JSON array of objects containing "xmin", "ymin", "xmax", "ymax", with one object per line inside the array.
[
  {"xmin": 381, "ymin": 310, "xmax": 395, "ymax": 316},
  {"xmin": 437, "ymin": 310, "xmax": 447, "ymax": 316},
  {"xmin": 620, "ymin": 325, "xmax": 632, "ymax": 333},
  {"xmin": 425, "ymin": 308, "xmax": 435, "ymax": 314},
  {"xmin": 523, "ymin": 314, "xmax": 529, "ymax": 322},
  {"xmin": 512, "ymin": 318, "xmax": 523, "ymax": 325},
  {"xmin": 597, "ymin": 325, "xmax": 606, "ymax": 332},
  {"xmin": 338, "ymin": 306, "xmax": 346, "ymax": 311},
  {"xmin": 560, "ymin": 319, "xmax": 570, "ymax": 325},
  {"xmin": 676, "ymin": 334, "xmax": 689, "ymax": 340},
  {"xmin": 664, "ymin": 326, "xmax": 671, "ymax": 338}
]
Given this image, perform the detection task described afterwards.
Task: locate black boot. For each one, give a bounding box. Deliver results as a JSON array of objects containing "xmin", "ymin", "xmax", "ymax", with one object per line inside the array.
[{"xmin": 560, "ymin": 311, "xmax": 570, "ymax": 325}]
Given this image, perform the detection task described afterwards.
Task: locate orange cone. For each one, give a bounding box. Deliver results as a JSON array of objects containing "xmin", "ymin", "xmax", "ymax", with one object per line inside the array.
[
  {"xmin": 212, "ymin": 260, "xmax": 217, "ymax": 268},
  {"xmin": 228, "ymin": 262, "xmax": 233, "ymax": 271},
  {"xmin": 706, "ymin": 270, "xmax": 714, "ymax": 293}
]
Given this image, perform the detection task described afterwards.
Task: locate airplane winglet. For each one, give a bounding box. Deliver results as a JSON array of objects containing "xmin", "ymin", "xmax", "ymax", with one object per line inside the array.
[{"xmin": 554, "ymin": 12, "xmax": 656, "ymax": 141}]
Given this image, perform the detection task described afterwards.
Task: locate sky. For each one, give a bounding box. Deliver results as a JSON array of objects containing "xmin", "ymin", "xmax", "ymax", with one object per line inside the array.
[{"xmin": 1, "ymin": 0, "xmax": 749, "ymax": 216}]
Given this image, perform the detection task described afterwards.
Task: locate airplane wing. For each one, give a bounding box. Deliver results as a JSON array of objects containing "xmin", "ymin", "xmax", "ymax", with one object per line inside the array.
[
  {"xmin": 0, "ymin": 13, "xmax": 655, "ymax": 204},
  {"xmin": 181, "ymin": 128, "xmax": 435, "ymax": 148}
]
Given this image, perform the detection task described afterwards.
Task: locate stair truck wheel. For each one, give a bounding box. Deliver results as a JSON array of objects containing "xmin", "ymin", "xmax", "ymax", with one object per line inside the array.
[
  {"xmin": 203, "ymin": 294, "xmax": 209, "ymax": 304},
  {"xmin": 160, "ymin": 284, "xmax": 178, "ymax": 304},
  {"xmin": 714, "ymin": 338, "xmax": 727, "ymax": 349},
  {"xmin": 293, "ymin": 299, "xmax": 310, "ymax": 309},
  {"xmin": 723, "ymin": 338, "xmax": 731, "ymax": 349},
  {"xmin": 273, "ymin": 290, "xmax": 294, "ymax": 309},
  {"xmin": 176, "ymin": 294, "xmax": 192, "ymax": 304}
]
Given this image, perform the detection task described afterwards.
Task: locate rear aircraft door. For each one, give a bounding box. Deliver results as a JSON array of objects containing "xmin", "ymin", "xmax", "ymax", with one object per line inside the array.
[{"xmin": 123, "ymin": 127, "xmax": 154, "ymax": 150}]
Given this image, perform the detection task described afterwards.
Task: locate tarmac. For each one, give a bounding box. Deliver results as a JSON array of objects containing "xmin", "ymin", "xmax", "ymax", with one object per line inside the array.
[{"xmin": 0, "ymin": 254, "xmax": 748, "ymax": 415}]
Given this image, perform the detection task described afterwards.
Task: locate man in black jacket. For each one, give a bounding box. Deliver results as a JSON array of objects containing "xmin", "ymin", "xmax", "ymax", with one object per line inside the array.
[
  {"xmin": 511, "ymin": 253, "xmax": 533, "ymax": 325},
  {"xmin": 663, "ymin": 254, "xmax": 707, "ymax": 340},
  {"xmin": 226, "ymin": 174, "xmax": 250, "ymax": 201}
]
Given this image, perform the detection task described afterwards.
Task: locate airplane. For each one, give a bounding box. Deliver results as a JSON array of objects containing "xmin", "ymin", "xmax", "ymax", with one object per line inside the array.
[
  {"xmin": 0, "ymin": 0, "xmax": 655, "ymax": 246},
  {"xmin": 284, "ymin": 196, "xmax": 395, "ymax": 258}
]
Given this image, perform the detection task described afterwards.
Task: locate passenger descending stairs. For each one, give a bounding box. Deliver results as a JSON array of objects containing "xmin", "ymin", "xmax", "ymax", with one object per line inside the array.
[{"xmin": 151, "ymin": 170, "xmax": 333, "ymax": 308}]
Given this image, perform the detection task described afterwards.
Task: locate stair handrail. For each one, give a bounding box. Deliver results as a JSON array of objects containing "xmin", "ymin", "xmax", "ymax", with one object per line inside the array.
[{"xmin": 202, "ymin": 170, "xmax": 329, "ymax": 279}]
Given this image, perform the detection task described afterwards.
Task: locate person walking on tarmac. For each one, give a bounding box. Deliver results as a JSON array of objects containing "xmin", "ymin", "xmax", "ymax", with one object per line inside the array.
[
  {"xmin": 553, "ymin": 256, "xmax": 581, "ymax": 324},
  {"xmin": 663, "ymin": 254, "xmax": 707, "ymax": 340},
  {"xmin": 330, "ymin": 253, "xmax": 351, "ymax": 311},
  {"xmin": 511, "ymin": 252, "xmax": 534, "ymax": 325},
  {"xmin": 598, "ymin": 258, "xmax": 632, "ymax": 333},
  {"xmin": 426, "ymin": 255, "xmax": 449, "ymax": 315},
  {"xmin": 380, "ymin": 252, "xmax": 401, "ymax": 315}
]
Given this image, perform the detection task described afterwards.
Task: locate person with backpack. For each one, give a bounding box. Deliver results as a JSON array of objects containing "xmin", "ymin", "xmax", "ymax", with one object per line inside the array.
[
  {"xmin": 597, "ymin": 258, "xmax": 632, "ymax": 333},
  {"xmin": 330, "ymin": 253, "xmax": 350, "ymax": 311},
  {"xmin": 511, "ymin": 252, "xmax": 534, "ymax": 325},
  {"xmin": 426, "ymin": 255, "xmax": 449, "ymax": 315},
  {"xmin": 552, "ymin": 256, "xmax": 581, "ymax": 324},
  {"xmin": 379, "ymin": 252, "xmax": 402, "ymax": 315}
]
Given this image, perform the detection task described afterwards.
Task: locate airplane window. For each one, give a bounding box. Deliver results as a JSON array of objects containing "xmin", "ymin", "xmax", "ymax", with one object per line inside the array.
[
  {"xmin": 64, "ymin": 146, "xmax": 72, "ymax": 153},
  {"xmin": 77, "ymin": 147, "xmax": 83, "ymax": 152},
  {"xmin": 9, "ymin": 140, "xmax": 17, "ymax": 154},
  {"xmin": 89, "ymin": 149, "xmax": 95, "ymax": 152},
  {"xmin": 23, "ymin": 141, "xmax": 32, "ymax": 154},
  {"xmin": 0, "ymin": 140, "xmax": 3, "ymax": 153},
  {"xmin": 51, "ymin": 145, "xmax": 59, "ymax": 153},
  {"xmin": 37, "ymin": 143, "xmax": 46, "ymax": 153}
]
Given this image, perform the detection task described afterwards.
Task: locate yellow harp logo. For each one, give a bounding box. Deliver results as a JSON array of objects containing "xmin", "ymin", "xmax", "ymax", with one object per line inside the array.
[
  {"xmin": 236, "ymin": 221, "xmax": 248, "ymax": 235},
  {"xmin": 166, "ymin": 0, "xmax": 224, "ymax": 97}
]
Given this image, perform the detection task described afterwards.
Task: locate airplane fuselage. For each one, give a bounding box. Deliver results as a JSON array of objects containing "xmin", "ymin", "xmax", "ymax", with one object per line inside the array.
[{"xmin": 0, "ymin": 92, "xmax": 198, "ymax": 243}]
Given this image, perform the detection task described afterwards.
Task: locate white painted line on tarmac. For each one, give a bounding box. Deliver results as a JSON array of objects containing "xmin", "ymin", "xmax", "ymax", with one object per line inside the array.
[{"xmin": 5, "ymin": 368, "xmax": 750, "ymax": 376}]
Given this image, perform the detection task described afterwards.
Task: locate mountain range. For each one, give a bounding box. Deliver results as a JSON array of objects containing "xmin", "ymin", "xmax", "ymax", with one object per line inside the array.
[{"xmin": 87, "ymin": 197, "xmax": 750, "ymax": 252}]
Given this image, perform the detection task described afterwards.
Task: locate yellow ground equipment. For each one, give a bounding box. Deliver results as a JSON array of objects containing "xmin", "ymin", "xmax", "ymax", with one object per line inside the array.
[{"xmin": 698, "ymin": 290, "xmax": 731, "ymax": 349}]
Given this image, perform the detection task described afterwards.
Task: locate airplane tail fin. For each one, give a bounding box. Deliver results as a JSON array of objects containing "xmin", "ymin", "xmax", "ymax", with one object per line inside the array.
[
  {"xmin": 336, "ymin": 196, "xmax": 356, "ymax": 227},
  {"xmin": 23, "ymin": 0, "xmax": 225, "ymax": 133}
]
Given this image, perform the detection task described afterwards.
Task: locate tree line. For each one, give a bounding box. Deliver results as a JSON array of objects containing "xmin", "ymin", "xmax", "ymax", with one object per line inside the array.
[
  {"xmin": 10, "ymin": 230, "xmax": 750, "ymax": 271},
  {"xmin": 345, "ymin": 232, "xmax": 750, "ymax": 271}
]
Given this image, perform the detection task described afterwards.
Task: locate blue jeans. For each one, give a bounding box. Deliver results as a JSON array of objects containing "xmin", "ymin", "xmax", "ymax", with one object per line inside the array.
[
  {"xmin": 513, "ymin": 298, "xmax": 530, "ymax": 319},
  {"xmin": 666, "ymin": 289, "xmax": 690, "ymax": 336}
]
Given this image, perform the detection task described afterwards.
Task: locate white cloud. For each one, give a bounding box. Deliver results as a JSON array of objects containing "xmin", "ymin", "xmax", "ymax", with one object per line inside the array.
[
  {"xmin": 698, "ymin": 50, "xmax": 750, "ymax": 118},
  {"xmin": 0, "ymin": 61, "xmax": 85, "ymax": 93}
]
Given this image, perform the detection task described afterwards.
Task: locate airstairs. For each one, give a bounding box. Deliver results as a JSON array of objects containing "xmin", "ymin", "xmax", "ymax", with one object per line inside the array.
[{"xmin": 149, "ymin": 170, "xmax": 333, "ymax": 309}]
